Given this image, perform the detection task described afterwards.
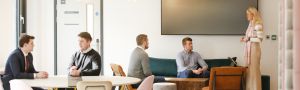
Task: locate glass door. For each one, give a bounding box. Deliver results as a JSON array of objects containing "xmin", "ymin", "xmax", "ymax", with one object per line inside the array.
[{"xmin": 55, "ymin": 0, "xmax": 102, "ymax": 75}]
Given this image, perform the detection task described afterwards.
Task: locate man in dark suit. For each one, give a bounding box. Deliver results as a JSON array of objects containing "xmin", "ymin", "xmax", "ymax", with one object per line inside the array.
[
  {"xmin": 1, "ymin": 35, "xmax": 48, "ymax": 90},
  {"xmin": 68, "ymin": 32, "xmax": 101, "ymax": 77}
]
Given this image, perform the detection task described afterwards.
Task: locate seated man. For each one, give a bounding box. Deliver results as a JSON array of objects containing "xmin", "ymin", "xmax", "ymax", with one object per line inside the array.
[
  {"xmin": 68, "ymin": 32, "xmax": 101, "ymax": 77},
  {"xmin": 1, "ymin": 35, "xmax": 48, "ymax": 90},
  {"xmin": 176, "ymin": 37, "xmax": 210, "ymax": 78},
  {"xmin": 128, "ymin": 34, "xmax": 165, "ymax": 88}
]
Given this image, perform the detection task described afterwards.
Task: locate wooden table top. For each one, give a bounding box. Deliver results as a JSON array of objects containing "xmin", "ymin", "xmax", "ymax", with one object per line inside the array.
[{"xmin": 165, "ymin": 77, "xmax": 209, "ymax": 82}]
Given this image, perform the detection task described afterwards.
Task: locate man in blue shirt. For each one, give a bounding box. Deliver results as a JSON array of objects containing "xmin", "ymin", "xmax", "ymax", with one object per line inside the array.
[{"xmin": 176, "ymin": 37, "xmax": 210, "ymax": 78}]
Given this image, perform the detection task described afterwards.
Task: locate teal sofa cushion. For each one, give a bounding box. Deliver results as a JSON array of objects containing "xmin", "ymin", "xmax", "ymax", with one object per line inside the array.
[
  {"xmin": 149, "ymin": 57, "xmax": 178, "ymax": 77},
  {"xmin": 149, "ymin": 57, "xmax": 234, "ymax": 77},
  {"xmin": 262, "ymin": 75, "xmax": 270, "ymax": 90}
]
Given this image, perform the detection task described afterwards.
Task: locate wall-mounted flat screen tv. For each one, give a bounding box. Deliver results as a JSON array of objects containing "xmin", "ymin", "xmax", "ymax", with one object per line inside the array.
[{"xmin": 161, "ymin": 0, "xmax": 258, "ymax": 35}]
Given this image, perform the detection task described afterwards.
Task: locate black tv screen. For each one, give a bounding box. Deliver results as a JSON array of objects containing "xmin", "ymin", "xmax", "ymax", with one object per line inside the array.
[{"xmin": 161, "ymin": 0, "xmax": 258, "ymax": 35}]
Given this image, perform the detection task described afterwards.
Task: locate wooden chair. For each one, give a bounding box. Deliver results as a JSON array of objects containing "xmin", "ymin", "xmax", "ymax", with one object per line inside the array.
[
  {"xmin": 202, "ymin": 67, "xmax": 247, "ymax": 90},
  {"xmin": 110, "ymin": 64, "xmax": 136, "ymax": 90},
  {"xmin": 77, "ymin": 81, "xmax": 112, "ymax": 90}
]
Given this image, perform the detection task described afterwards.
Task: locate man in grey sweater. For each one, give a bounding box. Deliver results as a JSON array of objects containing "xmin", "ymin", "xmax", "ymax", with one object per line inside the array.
[
  {"xmin": 128, "ymin": 34, "xmax": 165, "ymax": 88},
  {"xmin": 176, "ymin": 37, "xmax": 210, "ymax": 78}
]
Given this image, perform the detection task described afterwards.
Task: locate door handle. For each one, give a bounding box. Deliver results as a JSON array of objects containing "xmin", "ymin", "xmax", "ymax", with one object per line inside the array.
[{"xmin": 20, "ymin": 15, "xmax": 24, "ymax": 24}]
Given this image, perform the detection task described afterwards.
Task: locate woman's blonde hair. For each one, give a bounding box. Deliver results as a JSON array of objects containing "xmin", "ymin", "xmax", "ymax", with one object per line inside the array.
[{"xmin": 246, "ymin": 6, "xmax": 263, "ymax": 24}]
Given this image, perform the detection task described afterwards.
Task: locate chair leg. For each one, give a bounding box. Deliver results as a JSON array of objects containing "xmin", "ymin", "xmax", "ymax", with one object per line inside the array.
[{"xmin": 120, "ymin": 85, "xmax": 125, "ymax": 90}]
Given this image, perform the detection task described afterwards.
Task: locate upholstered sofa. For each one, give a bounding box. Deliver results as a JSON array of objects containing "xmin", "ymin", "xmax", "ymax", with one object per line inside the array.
[{"xmin": 149, "ymin": 57, "xmax": 270, "ymax": 90}]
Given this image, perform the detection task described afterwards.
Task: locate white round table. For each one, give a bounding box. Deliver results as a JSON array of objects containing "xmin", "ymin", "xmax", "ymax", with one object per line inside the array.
[{"xmin": 17, "ymin": 75, "xmax": 141, "ymax": 88}]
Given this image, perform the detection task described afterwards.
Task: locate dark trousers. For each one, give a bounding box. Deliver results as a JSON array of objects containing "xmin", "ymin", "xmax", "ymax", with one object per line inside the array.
[
  {"xmin": 131, "ymin": 76, "xmax": 165, "ymax": 88},
  {"xmin": 177, "ymin": 70, "xmax": 210, "ymax": 78},
  {"xmin": 1, "ymin": 77, "xmax": 10, "ymax": 90}
]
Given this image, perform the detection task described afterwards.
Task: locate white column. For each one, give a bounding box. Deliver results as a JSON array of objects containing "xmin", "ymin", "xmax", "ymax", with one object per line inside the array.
[{"xmin": 293, "ymin": 0, "xmax": 300, "ymax": 89}]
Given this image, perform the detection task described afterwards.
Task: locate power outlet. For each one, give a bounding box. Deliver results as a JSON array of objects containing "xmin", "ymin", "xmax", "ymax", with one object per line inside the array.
[{"xmin": 271, "ymin": 35, "xmax": 277, "ymax": 40}]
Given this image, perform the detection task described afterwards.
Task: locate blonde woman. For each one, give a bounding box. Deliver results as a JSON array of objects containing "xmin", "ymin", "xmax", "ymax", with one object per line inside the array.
[{"xmin": 241, "ymin": 7, "xmax": 264, "ymax": 90}]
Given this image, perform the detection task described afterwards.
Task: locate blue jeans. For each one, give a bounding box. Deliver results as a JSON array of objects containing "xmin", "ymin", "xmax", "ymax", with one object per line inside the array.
[{"xmin": 177, "ymin": 70, "xmax": 210, "ymax": 78}]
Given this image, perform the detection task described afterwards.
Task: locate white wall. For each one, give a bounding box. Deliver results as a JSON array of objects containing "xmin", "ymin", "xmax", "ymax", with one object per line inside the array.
[
  {"xmin": 0, "ymin": 0, "xmax": 16, "ymax": 68},
  {"xmin": 259, "ymin": 0, "xmax": 280, "ymax": 90},
  {"xmin": 103, "ymin": 0, "xmax": 279, "ymax": 90}
]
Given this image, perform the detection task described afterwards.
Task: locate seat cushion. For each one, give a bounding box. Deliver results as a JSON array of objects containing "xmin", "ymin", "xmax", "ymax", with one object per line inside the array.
[{"xmin": 153, "ymin": 83, "xmax": 177, "ymax": 90}]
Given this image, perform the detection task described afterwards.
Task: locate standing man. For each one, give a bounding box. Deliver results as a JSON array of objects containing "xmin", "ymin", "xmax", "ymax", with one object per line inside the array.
[
  {"xmin": 128, "ymin": 34, "xmax": 165, "ymax": 88},
  {"xmin": 1, "ymin": 35, "xmax": 48, "ymax": 90},
  {"xmin": 176, "ymin": 37, "xmax": 210, "ymax": 78},
  {"xmin": 68, "ymin": 32, "xmax": 101, "ymax": 77}
]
